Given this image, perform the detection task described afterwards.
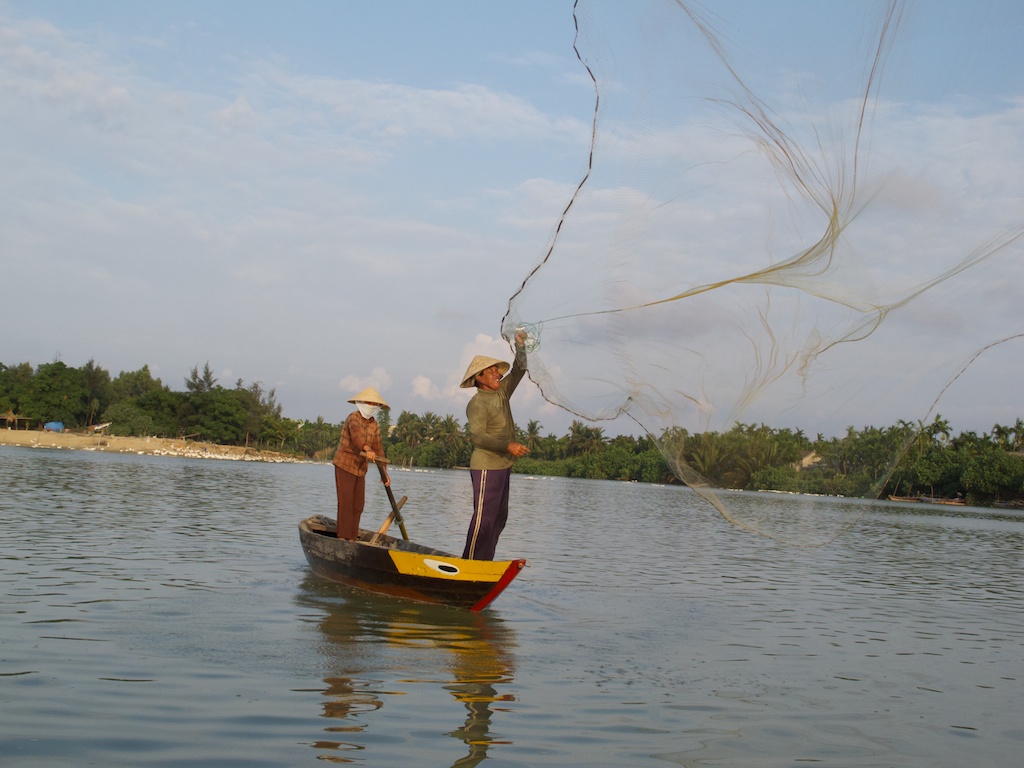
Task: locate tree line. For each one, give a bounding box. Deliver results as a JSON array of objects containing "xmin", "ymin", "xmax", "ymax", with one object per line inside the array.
[
  {"xmin": 2, "ymin": 359, "xmax": 1022, "ymax": 506},
  {"xmin": 0, "ymin": 359, "xmax": 291, "ymax": 450}
]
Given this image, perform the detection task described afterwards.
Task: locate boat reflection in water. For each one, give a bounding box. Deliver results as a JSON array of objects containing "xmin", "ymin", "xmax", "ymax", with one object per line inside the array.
[
  {"xmin": 298, "ymin": 577, "xmax": 517, "ymax": 767},
  {"xmin": 443, "ymin": 622, "xmax": 516, "ymax": 768}
]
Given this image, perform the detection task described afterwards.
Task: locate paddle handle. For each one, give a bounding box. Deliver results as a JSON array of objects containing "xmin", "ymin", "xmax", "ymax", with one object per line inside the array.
[
  {"xmin": 361, "ymin": 451, "xmax": 408, "ymax": 540},
  {"xmin": 380, "ymin": 467, "xmax": 409, "ymax": 540}
]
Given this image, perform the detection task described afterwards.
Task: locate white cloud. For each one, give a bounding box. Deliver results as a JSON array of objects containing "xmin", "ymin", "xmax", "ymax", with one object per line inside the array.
[
  {"xmin": 2, "ymin": 2, "xmax": 1020, "ymax": 440},
  {"xmin": 338, "ymin": 367, "xmax": 392, "ymax": 398},
  {"xmin": 410, "ymin": 375, "xmax": 439, "ymax": 400}
]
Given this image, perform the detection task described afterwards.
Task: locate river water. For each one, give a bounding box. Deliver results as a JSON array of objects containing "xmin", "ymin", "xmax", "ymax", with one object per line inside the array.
[{"xmin": 1, "ymin": 446, "xmax": 1021, "ymax": 767}]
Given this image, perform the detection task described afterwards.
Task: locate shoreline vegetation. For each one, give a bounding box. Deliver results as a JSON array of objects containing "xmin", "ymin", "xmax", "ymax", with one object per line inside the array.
[
  {"xmin": 3, "ymin": 358, "xmax": 1023, "ymax": 506},
  {"xmin": 4, "ymin": 423, "xmax": 1023, "ymax": 509}
]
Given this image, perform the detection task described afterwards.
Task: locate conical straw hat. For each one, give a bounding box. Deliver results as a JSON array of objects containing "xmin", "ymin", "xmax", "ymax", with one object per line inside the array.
[
  {"xmin": 347, "ymin": 387, "xmax": 388, "ymax": 407},
  {"xmin": 460, "ymin": 355, "xmax": 509, "ymax": 388}
]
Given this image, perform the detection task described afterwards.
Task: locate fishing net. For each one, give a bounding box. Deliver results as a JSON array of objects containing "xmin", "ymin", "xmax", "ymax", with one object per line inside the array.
[{"xmin": 502, "ymin": 0, "xmax": 1024, "ymax": 544}]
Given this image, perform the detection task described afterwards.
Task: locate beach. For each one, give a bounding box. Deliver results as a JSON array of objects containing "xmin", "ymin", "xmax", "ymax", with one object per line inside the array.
[{"xmin": 0, "ymin": 428, "xmax": 303, "ymax": 462}]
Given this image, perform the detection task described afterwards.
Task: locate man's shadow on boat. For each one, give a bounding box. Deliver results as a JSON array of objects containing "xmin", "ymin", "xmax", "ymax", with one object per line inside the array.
[{"xmin": 297, "ymin": 576, "xmax": 518, "ymax": 767}]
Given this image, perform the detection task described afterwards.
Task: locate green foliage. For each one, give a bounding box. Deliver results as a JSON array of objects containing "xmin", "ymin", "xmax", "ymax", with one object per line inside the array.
[
  {"xmin": 958, "ymin": 441, "xmax": 1024, "ymax": 503},
  {"xmin": 567, "ymin": 420, "xmax": 606, "ymax": 457},
  {"xmin": 182, "ymin": 388, "xmax": 248, "ymax": 444},
  {"xmin": 0, "ymin": 362, "xmax": 34, "ymax": 415},
  {"xmin": 383, "ymin": 410, "xmax": 471, "ymax": 469},
  {"xmin": 109, "ymin": 364, "xmax": 164, "ymax": 404},
  {"xmin": 297, "ymin": 416, "xmax": 339, "ymax": 459},
  {"xmin": 80, "ymin": 359, "xmax": 112, "ymax": 426},
  {"xmin": 748, "ymin": 464, "xmax": 805, "ymax": 493},
  {"xmin": 136, "ymin": 387, "xmax": 187, "ymax": 437},
  {"xmin": 104, "ymin": 400, "xmax": 159, "ymax": 437},
  {"xmin": 185, "ymin": 362, "xmax": 218, "ymax": 393},
  {"xmin": 3, "ymin": 356, "xmax": 1023, "ymax": 506},
  {"xmin": 637, "ymin": 449, "xmax": 671, "ymax": 483},
  {"xmin": 19, "ymin": 361, "xmax": 90, "ymax": 427}
]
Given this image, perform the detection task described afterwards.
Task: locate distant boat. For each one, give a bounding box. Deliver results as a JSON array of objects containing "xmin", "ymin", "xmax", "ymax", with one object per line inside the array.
[
  {"xmin": 920, "ymin": 496, "xmax": 966, "ymax": 506},
  {"xmin": 298, "ymin": 515, "xmax": 526, "ymax": 612},
  {"xmin": 888, "ymin": 494, "xmax": 966, "ymax": 506}
]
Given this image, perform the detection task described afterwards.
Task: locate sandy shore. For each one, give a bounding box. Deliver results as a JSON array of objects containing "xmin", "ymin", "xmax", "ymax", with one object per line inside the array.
[{"xmin": 0, "ymin": 428, "xmax": 305, "ymax": 463}]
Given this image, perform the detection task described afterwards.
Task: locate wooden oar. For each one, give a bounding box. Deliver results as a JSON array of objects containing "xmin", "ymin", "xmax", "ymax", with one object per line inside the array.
[
  {"xmin": 362, "ymin": 453, "xmax": 409, "ymax": 541},
  {"xmin": 377, "ymin": 460, "xmax": 410, "ymax": 540},
  {"xmin": 371, "ymin": 495, "xmax": 407, "ymax": 544}
]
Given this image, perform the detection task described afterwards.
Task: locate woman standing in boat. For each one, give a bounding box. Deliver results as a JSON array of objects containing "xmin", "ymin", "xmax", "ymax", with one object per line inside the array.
[
  {"xmin": 333, "ymin": 387, "xmax": 390, "ymax": 540},
  {"xmin": 460, "ymin": 330, "xmax": 530, "ymax": 560}
]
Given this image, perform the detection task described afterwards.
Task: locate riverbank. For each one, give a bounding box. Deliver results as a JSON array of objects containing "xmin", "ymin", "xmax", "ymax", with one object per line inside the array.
[{"xmin": 0, "ymin": 428, "xmax": 303, "ymax": 463}]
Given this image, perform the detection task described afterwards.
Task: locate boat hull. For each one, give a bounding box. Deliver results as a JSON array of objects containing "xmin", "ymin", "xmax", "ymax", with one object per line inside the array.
[{"xmin": 298, "ymin": 516, "xmax": 526, "ymax": 612}]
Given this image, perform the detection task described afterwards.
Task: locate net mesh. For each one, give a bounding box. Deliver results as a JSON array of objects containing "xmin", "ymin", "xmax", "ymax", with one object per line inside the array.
[{"xmin": 502, "ymin": 0, "xmax": 1024, "ymax": 544}]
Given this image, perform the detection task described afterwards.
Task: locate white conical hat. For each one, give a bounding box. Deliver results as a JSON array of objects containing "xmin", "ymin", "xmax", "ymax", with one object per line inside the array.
[
  {"xmin": 347, "ymin": 387, "xmax": 388, "ymax": 407},
  {"xmin": 460, "ymin": 355, "xmax": 509, "ymax": 389}
]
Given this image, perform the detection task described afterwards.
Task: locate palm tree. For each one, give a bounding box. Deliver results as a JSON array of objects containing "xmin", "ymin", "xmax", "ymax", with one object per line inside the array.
[
  {"xmin": 299, "ymin": 416, "xmax": 336, "ymax": 459},
  {"xmin": 421, "ymin": 411, "xmax": 441, "ymax": 442},
  {"xmin": 686, "ymin": 432, "xmax": 726, "ymax": 485},
  {"xmin": 567, "ymin": 420, "xmax": 604, "ymax": 456},
  {"xmin": 567, "ymin": 420, "xmax": 587, "ymax": 457},
  {"xmin": 524, "ymin": 419, "xmax": 542, "ymax": 454},
  {"xmin": 926, "ymin": 414, "xmax": 952, "ymax": 446},
  {"xmin": 583, "ymin": 425, "xmax": 606, "ymax": 454},
  {"xmin": 437, "ymin": 414, "xmax": 463, "ymax": 467},
  {"xmin": 991, "ymin": 423, "xmax": 1013, "ymax": 450},
  {"xmin": 730, "ymin": 435, "xmax": 780, "ymax": 489},
  {"xmin": 393, "ymin": 411, "xmax": 424, "ymax": 450}
]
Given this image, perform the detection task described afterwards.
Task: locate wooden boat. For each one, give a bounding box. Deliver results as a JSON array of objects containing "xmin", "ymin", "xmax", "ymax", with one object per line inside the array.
[
  {"xmin": 298, "ymin": 515, "xmax": 527, "ymax": 612},
  {"xmin": 888, "ymin": 494, "xmax": 967, "ymax": 506},
  {"xmin": 919, "ymin": 496, "xmax": 966, "ymax": 506}
]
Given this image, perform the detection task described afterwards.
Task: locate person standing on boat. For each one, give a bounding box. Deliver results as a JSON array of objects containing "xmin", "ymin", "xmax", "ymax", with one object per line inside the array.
[
  {"xmin": 332, "ymin": 387, "xmax": 390, "ymax": 540},
  {"xmin": 460, "ymin": 330, "xmax": 530, "ymax": 560}
]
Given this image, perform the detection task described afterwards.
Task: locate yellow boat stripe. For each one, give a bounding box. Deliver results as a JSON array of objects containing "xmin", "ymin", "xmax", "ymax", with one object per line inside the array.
[{"xmin": 387, "ymin": 550, "xmax": 510, "ymax": 582}]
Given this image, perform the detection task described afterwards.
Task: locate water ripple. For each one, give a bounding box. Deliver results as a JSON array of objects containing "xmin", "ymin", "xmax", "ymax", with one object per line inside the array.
[{"xmin": 2, "ymin": 447, "xmax": 1022, "ymax": 766}]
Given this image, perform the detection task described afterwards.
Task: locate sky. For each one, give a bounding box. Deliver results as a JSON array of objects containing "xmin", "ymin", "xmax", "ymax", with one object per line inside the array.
[{"xmin": 2, "ymin": 1, "xmax": 1022, "ymax": 438}]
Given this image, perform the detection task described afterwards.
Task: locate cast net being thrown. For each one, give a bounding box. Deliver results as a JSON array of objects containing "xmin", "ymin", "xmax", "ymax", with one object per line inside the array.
[{"xmin": 502, "ymin": 0, "xmax": 1024, "ymax": 544}]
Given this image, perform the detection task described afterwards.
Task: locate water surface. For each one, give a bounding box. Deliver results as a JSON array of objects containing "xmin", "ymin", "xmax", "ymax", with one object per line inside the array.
[{"xmin": 1, "ymin": 446, "xmax": 1021, "ymax": 766}]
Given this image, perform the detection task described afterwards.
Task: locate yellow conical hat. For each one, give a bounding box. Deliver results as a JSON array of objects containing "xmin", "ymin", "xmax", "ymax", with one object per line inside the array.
[
  {"xmin": 347, "ymin": 387, "xmax": 388, "ymax": 407},
  {"xmin": 460, "ymin": 355, "xmax": 509, "ymax": 388}
]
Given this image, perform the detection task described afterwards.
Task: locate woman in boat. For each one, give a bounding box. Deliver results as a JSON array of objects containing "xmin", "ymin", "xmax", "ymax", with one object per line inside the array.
[
  {"xmin": 332, "ymin": 387, "xmax": 390, "ymax": 540},
  {"xmin": 459, "ymin": 330, "xmax": 530, "ymax": 560}
]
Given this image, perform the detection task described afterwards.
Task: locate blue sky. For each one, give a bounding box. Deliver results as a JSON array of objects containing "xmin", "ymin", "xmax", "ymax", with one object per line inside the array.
[{"xmin": 2, "ymin": 1, "xmax": 1022, "ymax": 438}]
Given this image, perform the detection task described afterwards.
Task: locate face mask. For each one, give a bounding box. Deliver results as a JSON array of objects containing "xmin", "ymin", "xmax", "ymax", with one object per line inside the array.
[{"xmin": 357, "ymin": 403, "xmax": 380, "ymax": 420}]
